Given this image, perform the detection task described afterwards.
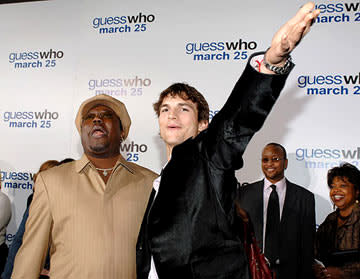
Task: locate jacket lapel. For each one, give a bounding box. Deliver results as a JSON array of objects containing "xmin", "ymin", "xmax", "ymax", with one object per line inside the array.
[
  {"xmin": 254, "ymin": 181, "xmax": 265, "ymax": 249},
  {"xmin": 280, "ymin": 179, "xmax": 296, "ymax": 226}
]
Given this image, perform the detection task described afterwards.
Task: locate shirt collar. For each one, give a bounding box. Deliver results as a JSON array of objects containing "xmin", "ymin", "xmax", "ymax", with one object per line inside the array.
[
  {"xmin": 75, "ymin": 153, "xmax": 135, "ymax": 174},
  {"xmin": 264, "ymin": 177, "xmax": 286, "ymax": 191}
]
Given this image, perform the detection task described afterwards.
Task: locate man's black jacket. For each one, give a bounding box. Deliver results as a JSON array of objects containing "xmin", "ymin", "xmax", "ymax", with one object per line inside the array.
[{"xmin": 136, "ymin": 52, "xmax": 292, "ymax": 279}]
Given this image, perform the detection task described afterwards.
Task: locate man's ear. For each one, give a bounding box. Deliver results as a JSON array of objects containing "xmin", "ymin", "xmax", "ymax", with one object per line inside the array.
[
  {"xmin": 284, "ymin": 158, "xmax": 288, "ymax": 170},
  {"xmin": 198, "ymin": 120, "xmax": 208, "ymax": 133},
  {"xmin": 120, "ymin": 130, "xmax": 125, "ymax": 142}
]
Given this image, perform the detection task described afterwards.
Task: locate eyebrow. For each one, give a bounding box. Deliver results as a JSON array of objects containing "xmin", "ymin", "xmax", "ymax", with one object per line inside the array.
[
  {"xmin": 178, "ymin": 103, "xmax": 193, "ymax": 107},
  {"xmin": 160, "ymin": 103, "xmax": 195, "ymax": 109},
  {"xmin": 87, "ymin": 108, "xmax": 113, "ymax": 114}
]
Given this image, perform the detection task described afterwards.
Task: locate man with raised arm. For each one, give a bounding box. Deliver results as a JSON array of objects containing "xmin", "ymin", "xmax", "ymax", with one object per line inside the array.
[{"xmin": 136, "ymin": 3, "xmax": 320, "ymax": 279}]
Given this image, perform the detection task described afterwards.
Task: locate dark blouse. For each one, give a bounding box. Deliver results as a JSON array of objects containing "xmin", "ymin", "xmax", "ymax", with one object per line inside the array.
[{"xmin": 315, "ymin": 203, "xmax": 360, "ymax": 279}]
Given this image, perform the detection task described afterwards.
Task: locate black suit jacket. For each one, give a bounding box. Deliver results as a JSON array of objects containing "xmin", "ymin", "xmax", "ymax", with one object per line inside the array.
[
  {"xmin": 238, "ymin": 179, "xmax": 315, "ymax": 279},
  {"xmin": 136, "ymin": 53, "xmax": 292, "ymax": 279}
]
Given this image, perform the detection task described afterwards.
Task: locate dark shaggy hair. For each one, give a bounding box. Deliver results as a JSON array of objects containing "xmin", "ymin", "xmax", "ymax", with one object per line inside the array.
[{"xmin": 153, "ymin": 83, "xmax": 209, "ymax": 122}]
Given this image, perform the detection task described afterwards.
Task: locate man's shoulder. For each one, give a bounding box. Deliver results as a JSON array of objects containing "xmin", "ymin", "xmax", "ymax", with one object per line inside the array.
[
  {"xmin": 37, "ymin": 161, "xmax": 79, "ymax": 186},
  {"xmin": 42, "ymin": 160, "xmax": 77, "ymax": 177},
  {"xmin": 124, "ymin": 161, "xmax": 158, "ymax": 179},
  {"xmin": 238, "ymin": 180, "xmax": 263, "ymax": 200},
  {"xmin": 287, "ymin": 180, "xmax": 314, "ymax": 199},
  {"xmin": 240, "ymin": 180, "xmax": 263, "ymax": 192},
  {"xmin": 237, "ymin": 180, "xmax": 263, "ymax": 212},
  {"xmin": 244, "ymin": 180, "xmax": 263, "ymax": 186}
]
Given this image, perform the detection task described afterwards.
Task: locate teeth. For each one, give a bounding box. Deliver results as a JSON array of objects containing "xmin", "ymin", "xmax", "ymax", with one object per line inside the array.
[{"xmin": 334, "ymin": 195, "xmax": 344, "ymax": 199}]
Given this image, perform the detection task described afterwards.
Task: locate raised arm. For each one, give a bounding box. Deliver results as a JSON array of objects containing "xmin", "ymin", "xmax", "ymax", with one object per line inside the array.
[
  {"xmin": 203, "ymin": 2, "xmax": 320, "ymax": 169},
  {"xmin": 262, "ymin": 2, "xmax": 320, "ymax": 74}
]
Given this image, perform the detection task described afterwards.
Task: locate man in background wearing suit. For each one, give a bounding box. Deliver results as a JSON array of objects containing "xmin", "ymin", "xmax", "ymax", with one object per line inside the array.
[{"xmin": 238, "ymin": 143, "xmax": 315, "ymax": 279}]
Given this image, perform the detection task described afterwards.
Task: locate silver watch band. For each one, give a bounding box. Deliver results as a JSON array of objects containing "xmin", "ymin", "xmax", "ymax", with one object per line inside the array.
[{"xmin": 264, "ymin": 51, "xmax": 292, "ymax": 75}]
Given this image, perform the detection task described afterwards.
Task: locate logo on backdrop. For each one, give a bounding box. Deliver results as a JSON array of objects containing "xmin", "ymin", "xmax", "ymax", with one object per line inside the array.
[
  {"xmin": 315, "ymin": 2, "xmax": 360, "ymax": 24},
  {"xmin": 2, "ymin": 109, "xmax": 60, "ymax": 128},
  {"xmin": 297, "ymin": 73, "xmax": 360, "ymax": 96},
  {"xmin": 91, "ymin": 13, "xmax": 155, "ymax": 34},
  {"xmin": 88, "ymin": 77, "xmax": 152, "ymax": 97},
  {"xmin": 0, "ymin": 170, "xmax": 33, "ymax": 190},
  {"xmin": 209, "ymin": 109, "xmax": 219, "ymax": 121},
  {"xmin": 184, "ymin": 39, "xmax": 258, "ymax": 62},
  {"xmin": 295, "ymin": 147, "xmax": 360, "ymax": 169},
  {"xmin": 8, "ymin": 49, "xmax": 64, "ymax": 69},
  {"xmin": 121, "ymin": 141, "xmax": 148, "ymax": 162}
]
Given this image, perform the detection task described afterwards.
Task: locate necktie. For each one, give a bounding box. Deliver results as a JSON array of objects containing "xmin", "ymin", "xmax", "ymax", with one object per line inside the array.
[{"xmin": 265, "ymin": 184, "xmax": 280, "ymax": 265}]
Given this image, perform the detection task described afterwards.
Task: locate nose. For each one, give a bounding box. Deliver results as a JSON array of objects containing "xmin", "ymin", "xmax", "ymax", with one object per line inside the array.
[
  {"xmin": 168, "ymin": 110, "xmax": 177, "ymax": 119},
  {"xmin": 331, "ymin": 186, "xmax": 340, "ymax": 192},
  {"xmin": 92, "ymin": 114, "xmax": 103, "ymax": 124}
]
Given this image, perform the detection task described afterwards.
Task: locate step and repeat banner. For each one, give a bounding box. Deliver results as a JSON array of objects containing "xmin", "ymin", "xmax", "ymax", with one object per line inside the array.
[{"xmin": 0, "ymin": 0, "xmax": 359, "ymax": 243}]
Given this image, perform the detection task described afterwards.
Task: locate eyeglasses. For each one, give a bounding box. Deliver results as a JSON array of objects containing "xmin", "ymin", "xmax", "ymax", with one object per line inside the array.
[
  {"xmin": 261, "ymin": 157, "xmax": 284, "ymax": 163},
  {"xmin": 82, "ymin": 111, "xmax": 114, "ymax": 121}
]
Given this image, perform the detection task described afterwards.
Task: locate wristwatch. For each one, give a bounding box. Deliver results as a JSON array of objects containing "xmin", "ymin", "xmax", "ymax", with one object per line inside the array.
[{"xmin": 264, "ymin": 52, "xmax": 292, "ymax": 75}]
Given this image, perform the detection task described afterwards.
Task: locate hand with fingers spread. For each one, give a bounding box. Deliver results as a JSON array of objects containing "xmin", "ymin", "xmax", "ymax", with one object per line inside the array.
[{"xmin": 261, "ymin": 2, "xmax": 320, "ymax": 74}]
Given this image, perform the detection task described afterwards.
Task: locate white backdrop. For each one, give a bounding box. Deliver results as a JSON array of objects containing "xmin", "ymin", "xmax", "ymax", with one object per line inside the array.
[{"xmin": 1, "ymin": 0, "xmax": 359, "ymax": 243}]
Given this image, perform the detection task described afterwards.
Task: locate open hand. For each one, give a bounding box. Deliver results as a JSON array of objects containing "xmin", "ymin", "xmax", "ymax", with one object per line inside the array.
[{"xmin": 265, "ymin": 2, "xmax": 320, "ymax": 67}]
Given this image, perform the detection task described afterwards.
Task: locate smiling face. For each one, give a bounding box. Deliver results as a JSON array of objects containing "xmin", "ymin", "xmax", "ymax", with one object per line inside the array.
[
  {"xmin": 261, "ymin": 144, "xmax": 288, "ymax": 184},
  {"xmin": 330, "ymin": 176, "xmax": 359, "ymax": 215},
  {"xmin": 158, "ymin": 94, "xmax": 208, "ymax": 158},
  {"xmin": 81, "ymin": 105, "xmax": 123, "ymax": 158}
]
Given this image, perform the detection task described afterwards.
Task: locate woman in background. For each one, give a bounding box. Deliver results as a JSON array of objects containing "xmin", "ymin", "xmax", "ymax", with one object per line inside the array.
[{"xmin": 314, "ymin": 163, "xmax": 360, "ymax": 279}]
